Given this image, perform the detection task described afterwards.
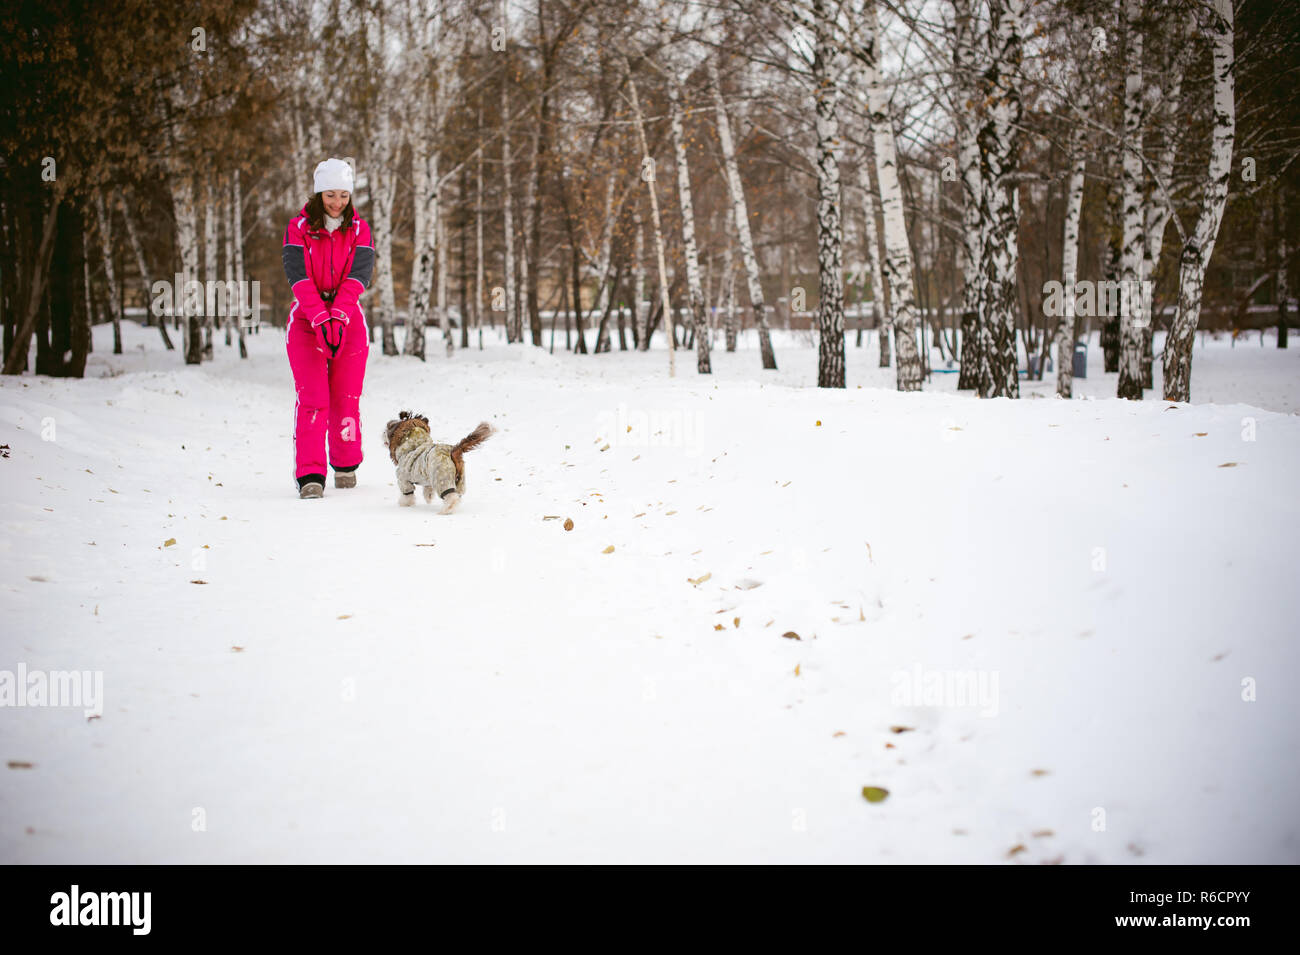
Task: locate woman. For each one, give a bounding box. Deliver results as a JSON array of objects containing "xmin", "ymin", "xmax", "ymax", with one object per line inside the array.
[{"xmin": 282, "ymin": 158, "xmax": 375, "ymax": 498}]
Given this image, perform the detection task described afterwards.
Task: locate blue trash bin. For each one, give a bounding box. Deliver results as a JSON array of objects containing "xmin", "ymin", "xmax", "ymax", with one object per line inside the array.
[{"xmin": 1072, "ymin": 340, "xmax": 1087, "ymax": 379}]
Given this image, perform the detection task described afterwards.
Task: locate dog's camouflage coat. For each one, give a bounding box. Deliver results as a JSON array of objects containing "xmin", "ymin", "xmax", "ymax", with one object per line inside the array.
[{"xmin": 384, "ymin": 413, "xmax": 494, "ymax": 513}]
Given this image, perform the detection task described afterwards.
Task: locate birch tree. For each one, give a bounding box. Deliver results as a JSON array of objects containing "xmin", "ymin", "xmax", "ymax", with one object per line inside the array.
[
  {"xmin": 1117, "ymin": 0, "xmax": 1146, "ymax": 400},
  {"xmin": 92, "ymin": 190, "xmax": 123, "ymax": 354},
  {"xmin": 856, "ymin": 3, "xmax": 922, "ymax": 391},
  {"xmin": 668, "ymin": 76, "xmax": 712, "ymax": 373},
  {"xmin": 708, "ymin": 56, "xmax": 776, "ymax": 369},
  {"xmin": 1056, "ymin": 90, "xmax": 1089, "ymax": 398},
  {"xmin": 953, "ymin": 0, "xmax": 985, "ymax": 391},
  {"xmin": 975, "ymin": 0, "xmax": 1026, "ymax": 398},
  {"xmin": 1163, "ymin": 0, "xmax": 1235, "ymax": 401},
  {"xmin": 812, "ymin": 0, "xmax": 846, "ymax": 388}
]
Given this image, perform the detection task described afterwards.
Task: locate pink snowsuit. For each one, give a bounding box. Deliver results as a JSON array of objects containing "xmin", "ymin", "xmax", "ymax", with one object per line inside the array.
[{"xmin": 282, "ymin": 204, "xmax": 374, "ymax": 484}]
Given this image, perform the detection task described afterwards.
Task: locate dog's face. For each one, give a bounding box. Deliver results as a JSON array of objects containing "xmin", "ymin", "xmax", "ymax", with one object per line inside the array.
[{"xmin": 385, "ymin": 411, "xmax": 430, "ymax": 464}]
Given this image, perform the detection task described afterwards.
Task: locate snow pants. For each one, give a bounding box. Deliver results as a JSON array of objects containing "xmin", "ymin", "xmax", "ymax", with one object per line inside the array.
[{"xmin": 287, "ymin": 309, "xmax": 369, "ymax": 482}]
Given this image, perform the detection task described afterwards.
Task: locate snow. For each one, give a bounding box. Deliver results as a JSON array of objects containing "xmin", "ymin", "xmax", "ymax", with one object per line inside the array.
[{"xmin": 2, "ymin": 320, "xmax": 1298, "ymax": 863}]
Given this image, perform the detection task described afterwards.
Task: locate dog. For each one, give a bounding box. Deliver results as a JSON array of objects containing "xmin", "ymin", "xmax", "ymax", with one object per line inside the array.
[{"xmin": 384, "ymin": 412, "xmax": 495, "ymax": 513}]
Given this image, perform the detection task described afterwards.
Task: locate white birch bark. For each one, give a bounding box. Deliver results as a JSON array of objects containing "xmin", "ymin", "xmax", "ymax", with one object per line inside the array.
[
  {"xmin": 169, "ymin": 173, "xmax": 202, "ymax": 364},
  {"xmin": 854, "ymin": 156, "xmax": 888, "ymax": 367},
  {"xmin": 975, "ymin": 0, "xmax": 1026, "ymax": 398},
  {"xmin": 93, "ymin": 190, "xmax": 123, "ymax": 354},
  {"xmin": 1163, "ymin": 0, "xmax": 1235, "ymax": 401},
  {"xmin": 860, "ymin": 6, "xmax": 922, "ymax": 391},
  {"xmin": 627, "ymin": 64, "xmax": 675, "ymax": 376},
  {"xmin": 633, "ymin": 205, "xmax": 648, "ymax": 349},
  {"xmin": 812, "ymin": 0, "xmax": 845, "ymax": 388},
  {"xmin": 668, "ymin": 77, "xmax": 711, "ymax": 373},
  {"xmin": 202, "ymin": 179, "xmax": 217, "ymax": 359},
  {"xmin": 228, "ymin": 173, "xmax": 248, "ymax": 357},
  {"xmin": 953, "ymin": 0, "xmax": 984, "ymax": 390},
  {"xmin": 708, "ymin": 56, "xmax": 775, "ymax": 369},
  {"xmin": 476, "ymin": 102, "xmax": 486, "ymax": 349},
  {"xmin": 1057, "ymin": 91, "xmax": 1089, "ymax": 398},
  {"xmin": 1117, "ymin": 0, "xmax": 1146, "ymax": 399}
]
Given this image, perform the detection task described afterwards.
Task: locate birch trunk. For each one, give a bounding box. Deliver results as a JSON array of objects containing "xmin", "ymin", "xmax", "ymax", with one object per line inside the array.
[
  {"xmin": 229, "ymin": 172, "xmax": 248, "ymax": 358},
  {"xmin": 118, "ymin": 190, "xmax": 173, "ymax": 350},
  {"xmin": 812, "ymin": 0, "xmax": 845, "ymax": 388},
  {"xmin": 861, "ymin": 6, "xmax": 922, "ymax": 391},
  {"xmin": 438, "ymin": 185, "xmax": 452, "ymax": 356},
  {"xmin": 633, "ymin": 206, "xmax": 648, "ymax": 350},
  {"xmin": 954, "ymin": 0, "xmax": 983, "ymax": 390},
  {"xmin": 668, "ymin": 79, "xmax": 711, "ymax": 374},
  {"xmin": 169, "ymin": 174, "xmax": 203, "ymax": 365},
  {"xmin": 93, "ymin": 191, "xmax": 123, "ymax": 354},
  {"xmin": 1278, "ymin": 189, "xmax": 1289, "ymax": 349},
  {"xmin": 855, "ymin": 156, "xmax": 889, "ymax": 367},
  {"xmin": 627, "ymin": 65, "xmax": 675, "ymax": 376},
  {"xmin": 1163, "ymin": 0, "xmax": 1235, "ymax": 401},
  {"xmin": 1117, "ymin": 0, "xmax": 1146, "ymax": 400},
  {"xmin": 975, "ymin": 0, "xmax": 1026, "ymax": 398},
  {"xmin": 501, "ymin": 47, "xmax": 518, "ymax": 344},
  {"xmin": 202, "ymin": 179, "xmax": 217, "ymax": 360},
  {"xmin": 708, "ymin": 57, "xmax": 775, "ymax": 370},
  {"xmin": 476, "ymin": 103, "xmax": 486, "ymax": 350},
  {"xmin": 1057, "ymin": 93, "xmax": 1088, "ymax": 398},
  {"xmin": 723, "ymin": 236, "xmax": 738, "ymax": 351}
]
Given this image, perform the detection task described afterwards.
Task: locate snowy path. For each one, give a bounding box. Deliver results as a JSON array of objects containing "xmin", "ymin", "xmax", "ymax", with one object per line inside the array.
[{"xmin": 2, "ymin": 323, "xmax": 1298, "ymax": 863}]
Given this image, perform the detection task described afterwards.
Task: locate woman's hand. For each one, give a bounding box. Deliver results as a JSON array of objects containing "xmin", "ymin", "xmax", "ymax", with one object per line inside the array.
[{"xmin": 316, "ymin": 310, "xmax": 348, "ymax": 358}]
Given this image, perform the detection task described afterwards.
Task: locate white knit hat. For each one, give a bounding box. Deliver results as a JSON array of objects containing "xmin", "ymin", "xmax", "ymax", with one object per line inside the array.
[{"xmin": 313, "ymin": 157, "xmax": 354, "ymax": 194}]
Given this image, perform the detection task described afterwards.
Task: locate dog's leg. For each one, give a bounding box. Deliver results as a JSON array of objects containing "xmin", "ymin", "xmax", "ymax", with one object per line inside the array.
[
  {"xmin": 438, "ymin": 490, "xmax": 460, "ymax": 515},
  {"xmin": 398, "ymin": 477, "xmax": 416, "ymax": 507},
  {"xmin": 423, "ymin": 485, "xmax": 434, "ymax": 504}
]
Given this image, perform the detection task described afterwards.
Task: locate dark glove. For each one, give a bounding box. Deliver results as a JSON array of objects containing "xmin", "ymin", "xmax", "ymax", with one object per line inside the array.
[{"xmin": 316, "ymin": 310, "xmax": 347, "ymax": 358}]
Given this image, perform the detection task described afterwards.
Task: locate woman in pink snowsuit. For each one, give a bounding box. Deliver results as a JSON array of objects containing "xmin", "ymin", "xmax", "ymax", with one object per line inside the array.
[{"xmin": 283, "ymin": 158, "xmax": 374, "ymax": 498}]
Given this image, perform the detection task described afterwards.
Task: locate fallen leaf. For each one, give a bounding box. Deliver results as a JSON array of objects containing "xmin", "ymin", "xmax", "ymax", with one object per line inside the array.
[
  {"xmin": 1218, "ymin": 461, "xmax": 1240, "ymax": 468},
  {"xmin": 687, "ymin": 571, "xmax": 712, "ymax": 587},
  {"xmin": 189, "ymin": 579, "xmax": 207, "ymax": 585},
  {"xmin": 861, "ymin": 786, "xmax": 889, "ymax": 804},
  {"xmin": 889, "ymin": 726, "xmax": 914, "ymax": 734},
  {"xmin": 1031, "ymin": 768, "xmax": 1050, "ymax": 777},
  {"xmin": 563, "ymin": 518, "xmax": 574, "ymax": 531},
  {"xmin": 733, "ymin": 617, "xmax": 740, "ymax": 628},
  {"xmin": 794, "ymin": 664, "xmax": 801, "ymax": 676},
  {"xmin": 8, "ymin": 761, "xmax": 34, "ymax": 770},
  {"xmin": 163, "ymin": 538, "xmax": 176, "ymax": 547},
  {"xmin": 231, "ymin": 646, "xmax": 244, "ymax": 653},
  {"xmin": 782, "ymin": 631, "xmax": 801, "ymax": 641},
  {"xmin": 832, "ymin": 731, "xmax": 846, "ymax": 738},
  {"xmin": 713, "ymin": 623, "xmax": 725, "ymax": 631},
  {"xmin": 542, "ymin": 515, "xmax": 561, "ymax": 520},
  {"xmin": 815, "ymin": 420, "xmax": 821, "ymax": 426},
  {"xmin": 602, "ymin": 545, "xmax": 614, "ymax": 554},
  {"xmin": 1032, "ymin": 829, "xmax": 1054, "ymax": 838},
  {"xmin": 1007, "ymin": 844, "xmax": 1027, "ymax": 857},
  {"xmin": 1194, "ymin": 432, "xmax": 1207, "ymax": 437},
  {"xmin": 337, "ymin": 614, "xmax": 352, "ymax": 620}
]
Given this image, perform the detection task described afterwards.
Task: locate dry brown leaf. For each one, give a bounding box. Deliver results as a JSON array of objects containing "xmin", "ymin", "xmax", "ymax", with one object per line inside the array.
[
  {"xmin": 563, "ymin": 518, "xmax": 574, "ymax": 531},
  {"xmin": 602, "ymin": 545, "xmax": 615, "ymax": 554},
  {"xmin": 687, "ymin": 572, "xmax": 712, "ymax": 587},
  {"xmin": 782, "ymin": 631, "xmax": 801, "ymax": 641}
]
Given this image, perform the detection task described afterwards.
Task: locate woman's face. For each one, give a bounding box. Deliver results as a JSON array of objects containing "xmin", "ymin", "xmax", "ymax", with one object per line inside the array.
[{"xmin": 322, "ymin": 190, "xmax": 350, "ymax": 218}]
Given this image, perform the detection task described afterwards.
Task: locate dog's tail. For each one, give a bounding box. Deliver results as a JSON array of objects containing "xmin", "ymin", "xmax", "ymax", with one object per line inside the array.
[{"xmin": 450, "ymin": 422, "xmax": 495, "ymax": 477}]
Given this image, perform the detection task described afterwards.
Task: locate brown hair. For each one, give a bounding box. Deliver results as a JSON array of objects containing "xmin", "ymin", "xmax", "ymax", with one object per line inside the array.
[{"xmin": 304, "ymin": 192, "xmax": 356, "ymax": 232}]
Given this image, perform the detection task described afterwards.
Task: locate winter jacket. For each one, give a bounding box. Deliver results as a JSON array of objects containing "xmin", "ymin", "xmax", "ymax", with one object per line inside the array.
[{"xmin": 281, "ymin": 204, "xmax": 374, "ymax": 354}]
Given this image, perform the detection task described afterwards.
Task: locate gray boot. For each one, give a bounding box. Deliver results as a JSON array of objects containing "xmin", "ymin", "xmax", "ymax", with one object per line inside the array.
[
  {"xmin": 334, "ymin": 470, "xmax": 357, "ymax": 489},
  {"xmin": 299, "ymin": 480, "xmax": 324, "ymax": 499}
]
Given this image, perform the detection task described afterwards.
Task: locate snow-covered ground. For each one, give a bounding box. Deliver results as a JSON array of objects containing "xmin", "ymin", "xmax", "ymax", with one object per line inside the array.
[{"xmin": 2, "ymin": 320, "xmax": 1298, "ymax": 863}]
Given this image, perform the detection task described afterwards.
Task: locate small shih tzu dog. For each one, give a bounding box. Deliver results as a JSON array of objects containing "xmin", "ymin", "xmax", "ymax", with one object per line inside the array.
[{"xmin": 384, "ymin": 412, "xmax": 495, "ymax": 513}]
